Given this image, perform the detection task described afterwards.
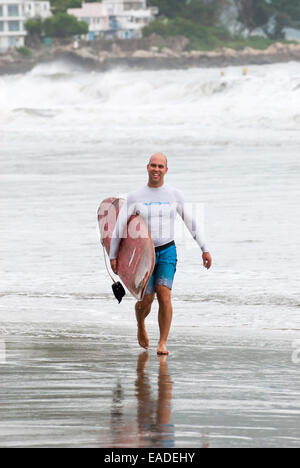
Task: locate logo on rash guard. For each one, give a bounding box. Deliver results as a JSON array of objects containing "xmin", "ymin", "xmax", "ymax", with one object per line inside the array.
[{"xmin": 143, "ymin": 202, "xmax": 170, "ymax": 206}]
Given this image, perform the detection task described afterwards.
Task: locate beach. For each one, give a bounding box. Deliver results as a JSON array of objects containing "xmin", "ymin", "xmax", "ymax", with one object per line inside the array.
[
  {"xmin": 0, "ymin": 61, "xmax": 299, "ymax": 448},
  {"xmin": 1, "ymin": 319, "xmax": 299, "ymax": 448}
]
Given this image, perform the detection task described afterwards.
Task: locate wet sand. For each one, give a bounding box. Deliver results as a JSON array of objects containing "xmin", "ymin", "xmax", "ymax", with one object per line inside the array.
[{"xmin": 0, "ymin": 319, "xmax": 299, "ymax": 448}]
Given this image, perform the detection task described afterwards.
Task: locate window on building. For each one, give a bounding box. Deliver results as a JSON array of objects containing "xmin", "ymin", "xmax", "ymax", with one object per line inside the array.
[
  {"xmin": 8, "ymin": 5, "xmax": 19, "ymax": 17},
  {"xmin": 8, "ymin": 21, "xmax": 20, "ymax": 32},
  {"xmin": 0, "ymin": 6, "xmax": 3, "ymax": 17},
  {"xmin": 9, "ymin": 36, "xmax": 17, "ymax": 47},
  {"xmin": 81, "ymin": 17, "xmax": 91, "ymax": 25},
  {"xmin": 0, "ymin": 22, "xmax": 4, "ymax": 32}
]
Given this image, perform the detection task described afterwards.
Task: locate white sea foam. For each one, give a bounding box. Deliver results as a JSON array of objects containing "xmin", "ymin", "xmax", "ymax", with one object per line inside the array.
[{"xmin": 0, "ymin": 61, "xmax": 300, "ymax": 137}]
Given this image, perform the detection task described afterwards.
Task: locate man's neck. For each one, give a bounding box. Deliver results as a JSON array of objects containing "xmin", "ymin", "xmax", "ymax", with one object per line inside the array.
[{"xmin": 147, "ymin": 181, "xmax": 164, "ymax": 189}]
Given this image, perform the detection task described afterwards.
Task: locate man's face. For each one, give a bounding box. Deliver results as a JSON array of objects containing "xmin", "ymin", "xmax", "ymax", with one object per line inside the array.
[{"xmin": 147, "ymin": 154, "xmax": 168, "ymax": 187}]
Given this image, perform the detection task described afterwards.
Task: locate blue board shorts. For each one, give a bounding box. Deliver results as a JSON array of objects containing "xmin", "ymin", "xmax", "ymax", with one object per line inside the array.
[{"xmin": 145, "ymin": 241, "xmax": 177, "ymax": 295}]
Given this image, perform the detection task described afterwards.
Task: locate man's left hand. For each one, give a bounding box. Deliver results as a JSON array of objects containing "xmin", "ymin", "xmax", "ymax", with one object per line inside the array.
[
  {"xmin": 110, "ymin": 259, "xmax": 118, "ymax": 275},
  {"xmin": 202, "ymin": 252, "xmax": 212, "ymax": 270}
]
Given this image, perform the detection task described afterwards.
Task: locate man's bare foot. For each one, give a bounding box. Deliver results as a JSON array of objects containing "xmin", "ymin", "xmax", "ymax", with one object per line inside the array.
[
  {"xmin": 137, "ymin": 325, "xmax": 149, "ymax": 350},
  {"xmin": 157, "ymin": 342, "xmax": 169, "ymax": 355}
]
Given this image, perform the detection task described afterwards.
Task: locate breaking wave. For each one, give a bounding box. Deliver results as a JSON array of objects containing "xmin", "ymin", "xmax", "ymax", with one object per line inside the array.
[{"xmin": 1, "ymin": 60, "xmax": 300, "ymax": 131}]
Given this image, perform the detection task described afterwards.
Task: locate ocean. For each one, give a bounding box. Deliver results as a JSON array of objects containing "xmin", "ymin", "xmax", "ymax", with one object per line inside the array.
[{"xmin": 0, "ymin": 60, "xmax": 299, "ymax": 448}]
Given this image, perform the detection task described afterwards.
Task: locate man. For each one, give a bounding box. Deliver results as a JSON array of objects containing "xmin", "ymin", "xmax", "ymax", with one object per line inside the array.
[{"xmin": 110, "ymin": 153, "xmax": 212, "ymax": 355}]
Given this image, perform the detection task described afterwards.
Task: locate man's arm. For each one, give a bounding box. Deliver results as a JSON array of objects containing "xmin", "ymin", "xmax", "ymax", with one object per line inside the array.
[{"xmin": 176, "ymin": 191, "xmax": 212, "ymax": 270}]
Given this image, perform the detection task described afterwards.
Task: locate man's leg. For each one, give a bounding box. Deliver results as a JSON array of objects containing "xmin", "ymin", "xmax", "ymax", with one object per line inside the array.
[
  {"xmin": 156, "ymin": 285, "xmax": 173, "ymax": 355},
  {"xmin": 135, "ymin": 293, "xmax": 155, "ymax": 349}
]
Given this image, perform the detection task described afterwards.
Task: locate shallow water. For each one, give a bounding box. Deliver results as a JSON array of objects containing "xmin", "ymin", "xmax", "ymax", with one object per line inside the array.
[{"xmin": 0, "ymin": 61, "xmax": 300, "ymax": 447}]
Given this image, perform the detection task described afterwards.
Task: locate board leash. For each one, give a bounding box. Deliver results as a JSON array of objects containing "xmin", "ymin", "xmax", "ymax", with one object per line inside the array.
[
  {"xmin": 102, "ymin": 245, "xmax": 116, "ymax": 284},
  {"xmin": 102, "ymin": 244, "xmax": 126, "ymax": 304}
]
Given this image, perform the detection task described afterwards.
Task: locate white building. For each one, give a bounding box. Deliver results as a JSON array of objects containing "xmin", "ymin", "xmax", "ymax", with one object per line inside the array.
[
  {"xmin": 0, "ymin": 1, "xmax": 27, "ymax": 51},
  {"xmin": 104, "ymin": 0, "xmax": 158, "ymax": 39},
  {"xmin": 283, "ymin": 27, "xmax": 300, "ymax": 42},
  {"xmin": 68, "ymin": 0, "xmax": 158, "ymax": 40},
  {"xmin": 0, "ymin": 0, "xmax": 51, "ymax": 52},
  {"xmin": 24, "ymin": 1, "xmax": 51, "ymax": 20},
  {"xmin": 67, "ymin": 2, "xmax": 109, "ymax": 40}
]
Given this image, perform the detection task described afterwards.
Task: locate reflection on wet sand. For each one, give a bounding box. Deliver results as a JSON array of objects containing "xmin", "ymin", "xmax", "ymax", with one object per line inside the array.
[
  {"xmin": 136, "ymin": 352, "xmax": 173, "ymax": 448},
  {"xmin": 110, "ymin": 352, "xmax": 173, "ymax": 448}
]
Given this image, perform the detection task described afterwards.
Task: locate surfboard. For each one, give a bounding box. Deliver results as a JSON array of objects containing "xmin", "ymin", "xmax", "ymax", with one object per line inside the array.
[{"xmin": 98, "ymin": 197, "xmax": 155, "ymax": 301}]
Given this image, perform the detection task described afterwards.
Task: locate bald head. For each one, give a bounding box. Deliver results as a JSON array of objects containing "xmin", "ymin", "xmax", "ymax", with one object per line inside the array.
[
  {"xmin": 148, "ymin": 152, "xmax": 168, "ymax": 169},
  {"xmin": 147, "ymin": 152, "xmax": 168, "ymax": 188}
]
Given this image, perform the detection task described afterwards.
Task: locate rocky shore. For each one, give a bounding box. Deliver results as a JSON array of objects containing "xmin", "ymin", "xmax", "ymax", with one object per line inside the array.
[{"xmin": 1, "ymin": 35, "xmax": 300, "ymax": 74}]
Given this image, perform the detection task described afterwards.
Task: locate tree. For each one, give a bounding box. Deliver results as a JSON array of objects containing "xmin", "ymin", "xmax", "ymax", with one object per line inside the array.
[
  {"xmin": 270, "ymin": 0, "xmax": 300, "ymax": 23},
  {"xmin": 49, "ymin": 0, "xmax": 103, "ymax": 13},
  {"xmin": 25, "ymin": 18, "xmax": 44, "ymax": 37},
  {"xmin": 147, "ymin": 0, "xmax": 185, "ymax": 19},
  {"xmin": 49, "ymin": 0, "xmax": 82, "ymax": 12},
  {"xmin": 148, "ymin": 0, "xmax": 224, "ymax": 25},
  {"xmin": 234, "ymin": 0, "xmax": 270, "ymax": 30},
  {"xmin": 43, "ymin": 12, "xmax": 88, "ymax": 38},
  {"xmin": 235, "ymin": 0, "xmax": 297, "ymax": 38},
  {"xmin": 148, "ymin": 0, "xmax": 300, "ymax": 37}
]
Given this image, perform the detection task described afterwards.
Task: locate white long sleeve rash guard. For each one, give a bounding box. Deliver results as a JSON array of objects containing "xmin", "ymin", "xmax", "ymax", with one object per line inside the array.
[{"xmin": 109, "ymin": 184, "xmax": 208, "ymax": 260}]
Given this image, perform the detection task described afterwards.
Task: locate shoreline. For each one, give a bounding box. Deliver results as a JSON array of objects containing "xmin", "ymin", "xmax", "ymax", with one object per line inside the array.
[{"xmin": 1, "ymin": 40, "xmax": 300, "ymax": 74}]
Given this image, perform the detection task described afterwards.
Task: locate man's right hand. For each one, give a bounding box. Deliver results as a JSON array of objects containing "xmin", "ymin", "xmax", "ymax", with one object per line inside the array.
[
  {"xmin": 202, "ymin": 252, "xmax": 212, "ymax": 270},
  {"xmin": 110, "ymin": 259, "xmax": 118, "ymax": 275}
]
